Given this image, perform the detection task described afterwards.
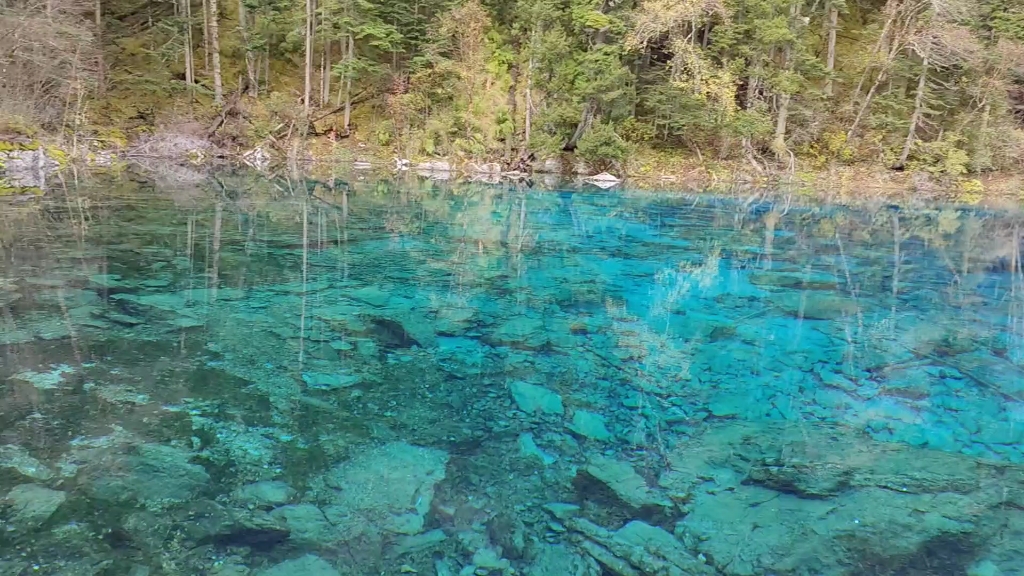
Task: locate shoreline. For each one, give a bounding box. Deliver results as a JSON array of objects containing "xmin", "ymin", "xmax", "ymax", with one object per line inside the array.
[{"xmin": 2, "ymin": 136, "xmax": 1023, "ymax": 208}]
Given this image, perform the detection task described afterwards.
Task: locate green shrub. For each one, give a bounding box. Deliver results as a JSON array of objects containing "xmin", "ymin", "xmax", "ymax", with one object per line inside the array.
[{"xmin": 577, "ymin": 122, "xmax": 633, "ymax": 170}]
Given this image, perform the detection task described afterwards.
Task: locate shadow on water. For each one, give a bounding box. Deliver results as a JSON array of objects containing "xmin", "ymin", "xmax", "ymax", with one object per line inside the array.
[{"xmin": 1, "ymin": 167, "xmax": 1024, "ymax": 575}]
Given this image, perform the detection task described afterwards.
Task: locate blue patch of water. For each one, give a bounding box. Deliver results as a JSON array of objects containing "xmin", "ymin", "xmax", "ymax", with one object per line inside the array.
[{"xmin": 0, "ymin": 174, "xmax": 1022, "ymax": 574}]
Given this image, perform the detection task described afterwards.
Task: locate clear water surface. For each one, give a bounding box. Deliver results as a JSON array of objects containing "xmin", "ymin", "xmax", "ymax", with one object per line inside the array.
[{"xmin": 2, "ymin": 171, "xmax": 1024, "ymax": 575}]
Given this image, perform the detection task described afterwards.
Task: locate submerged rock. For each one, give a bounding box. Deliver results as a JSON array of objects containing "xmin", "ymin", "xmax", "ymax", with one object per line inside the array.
[
  {"xmin": 301, "ymin": 371, "xmax": 361, "ymax": 390},
  {"xmin": 518, "ymin": 433, "xmax": 557, "ymax": 465},
  {"xmin": 255, "ymin": 554, "xmax": 340, "ymax": 576},
  {"xmin": 490, "ymin": 316, "xmax": 548, "ymax": 349},
  {"xmin": 0, "ymin": 445, "xmax": 54, "ymax": 481},
  {"xmin": 8, "ymin": 365, "xmax": 74, "ymax": 390},
  {"xmin": 3, "ymin": 484, "xmax": 66, "ymax": 528},
  {"xmin": 777, "ymin": 293, "xmax": 859, "ymax": 321},
  {"xmin": 390, "ymin": 528, "xmax": 447, "ymax": 557},
  {"xmin": 270, "ymin": 504, "xmax": 337, "ymax": 545},
  {"xmin": 320, "ymin": 442, "xmax": 448, "ymax": 541},
  {"xmin": 567, "ymin": 411, "xmax": 612, "ymax": 441},
  {"xmin": 524, "ymin": 543, "xmax": 599, "ymax": 576},
  {"xmin": 664, "ymin": 421, "xmax": 1024, "ymax": 575},
  {"xmin": 568, "ymin": 518, "xmax": 713, "ymax": 576},
  {"xmin": 366, "ymin": 312, "xmax": 437, "ymax": 349},
  {"xmin": 510, "ymin": 381, "xmax": 564, "ymax": 415},
  {"xmin": 748, "ymin": 271, "xmax": 839, "ymax": 291},
  {"xmin": 232, "ymin": 480, "xmax": 296, "ymax": 508},
  {"xmin": 576, "ymin": 456, "xmax": 672, "ymax": 513},
  {"xmin": 85, "ymin": 444, "xmax": 210, "ymax": 508}
]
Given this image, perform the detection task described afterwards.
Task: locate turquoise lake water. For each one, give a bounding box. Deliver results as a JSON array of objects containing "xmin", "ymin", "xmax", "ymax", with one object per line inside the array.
[{"xmin": 2, "ymin": 172, "xmax": 1024, "ymax": 575}]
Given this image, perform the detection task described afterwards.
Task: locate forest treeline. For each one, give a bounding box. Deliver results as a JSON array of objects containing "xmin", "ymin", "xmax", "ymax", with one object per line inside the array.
[{"xmin": 2, "ymin": 0, "xmax": 1024, "ymax": 175}]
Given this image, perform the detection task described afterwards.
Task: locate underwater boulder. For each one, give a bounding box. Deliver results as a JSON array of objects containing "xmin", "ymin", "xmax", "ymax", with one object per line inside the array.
[
  {"xmin": 319, "ymin": 442, "xmax": 449, "ymax": 541},
  {"xmin": 3, "ymin": 484, "xmax": 65, "ymax": 528},
  {"xmin": 575, "ymin": 455, "xmax": 672, "ymax": 515},
  {"xmin": 83, "ymin": 444, "xmax": 210, "ymax": 508},
  {"xmin": 255, "ymin": 555, "xmax": 340, "ymax": 576}
]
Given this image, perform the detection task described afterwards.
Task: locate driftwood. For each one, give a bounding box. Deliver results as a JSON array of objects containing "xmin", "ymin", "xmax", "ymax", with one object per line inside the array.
[
  {"xmin": 268, "ymin": 90, "xmax": 378, "ymax": 140},
  {"xmin": 207, "ymin": 87, "xmax": 244, "ymax": 137}
]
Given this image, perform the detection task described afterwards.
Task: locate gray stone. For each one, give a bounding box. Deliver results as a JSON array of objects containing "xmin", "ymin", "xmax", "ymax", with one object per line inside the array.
[
  {"xmin": 348, "ymin": 286, "xmax": 390, "ymax": 307},
  {"xmin": 270, "ymin": 504, "xmax": 338, "ymax": 545},
  {"xmin": 510, "ymin": 382, "xmax": 564, "ymax": 415},
  {"xmin": 122, "ymin": 510, "xmax": 170, "ymax": 552},
  {"xmin": 0, "ymin": 445, "xmax": 54, "ymax": 481},
  {"xmin": 4, "ymin": 484, "xmax": 65, "ymax": 527},
  {"xmin": 567, "ymin": 411, "xmax": 612, "ymax": 441},
  {"xmin": 415, "ymin": 160, "xmax": 452, "ymax": 172},
  {"xmin": 8, "ymin": 366, "xmax": 74, "ymax": 390},
  {"xmin": 542, "ymin": 503, "xmax": 581, "ymax": 520},
  {"xmin": 519, "ymin": 433, "xmax": 557, "ymax": 465},
  {"xmin": 301, "ymin": 372, "xmax": 360, "ymax": 390},
  {"xmin": 569, "ymin": 518, "xmax": 714, "ymax": 575},
  {"xmin": 364, "ymin": 308, "xmax": 438, "ymax": 349},
  {"xmin": 524, "ymin": 542, "xmax": 599, "ymax": 576},
  {"xmin": 85, "ymin": 444, "xmax": 210, "ymax": 508},
  {"xmin": 233, "ymin": 481, "xmax": 296, "ymax": 508},
  {"xmin": 0, "ymin": 147, "xmax": 58, "ymax": 188},
  {"xmin": 391, "ymin": 529, "xmax": 447, "ymax": 557},
  {"xmin": 321, "ymin": 442, "xmax": 448, "ymax": 540},
  {"xmin": 577, "ymin": 456, "xmax": 671, "ymax": 511},
  {"xmin": 539, "ymin": 158, "xmax": 562, "ymax": 173},
  {"xmin": 616, "ymin": 521, "xmax": 708, "ymax": 574},
  {"xmin": 471, "ymin": 548, "xmax": 509, "ymax": 571},
  {"xmin": 665, "ymin": 421, "xmax": 1024, "ymax": 576},
  {"xmin": 255, "ymin": 555, "xmax": 340, "ymax": 576},
  {"xmin": 491, "ymin": 316, "xmax": 547, "ymax": 348}
]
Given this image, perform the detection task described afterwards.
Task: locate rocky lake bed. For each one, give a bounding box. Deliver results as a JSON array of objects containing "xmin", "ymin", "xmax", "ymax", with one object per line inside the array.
[{"xmin": 2, "ymin": 174, "xmax": 1024, "ymax": 575}]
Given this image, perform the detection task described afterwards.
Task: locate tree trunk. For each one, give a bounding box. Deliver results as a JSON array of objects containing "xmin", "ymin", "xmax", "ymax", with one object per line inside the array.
[
  {"xmin": 183, "ymin": 0, "xmax": 195, "ymax": 93},
  {"xmin": 202, "ymin": 0, "xmax": 210, "ymax": 70},
  {"xmin": 772, "ymin": 93, "xmax": 790, "ymax": 159},
  {"xmin": 238, "ymin": 0, "xmax": 257, "ymax": 96},
  {"xmin": 847, "ymin": 73, "xmax": 885, "ymax": 141},
  {"xmin": 95, "ymin": 0, "xmax": 104, "ymax": 96},
  {"xmin": 506, "ymin": 61, "xmax": 518, "ymax": 158},
  {"xmin": 209, "ymin": 0, "xmax": 223, "ymax": 104},
  {"xmin": 303, "ymin": 0, "xmax": 314, "ymax": 115},
  {"xmin": 563, "ymin": 0, "xmax": 611, "ymax": 151},
  {"xmin": 895, "ymin": 50, "xmax": 928, "ymax": 169},
  {"xmin": 563, "ymin": 99, "xmax": 596, "ymax": 152},
  {"xmin": 321, "ymin": 39, "xmax": 331, "ymax": 106},
  {"xmin": 524, "ymin": 54, "xmax": 533, "ymax": 148},
  {"xmin": 179, "ymin": 0, "xmax": 195, "ymax": 101},
  {"xmin": 974, "ymin": 100, "xmax": 992, "ymax": 170},
  {"xmin": 745, "ymin": 72, "xmax": 758, "ymax": 109},
  {"xmin": 772, "ymin": 1, "xmax": 799, "ymax": 159},
  {"xmin": 342, "ymin": 34, "xmax": 353, "ymax": 132},
  {"xmin": 824, "ymin": 1, "xmax": 838, "ymax": 97}
]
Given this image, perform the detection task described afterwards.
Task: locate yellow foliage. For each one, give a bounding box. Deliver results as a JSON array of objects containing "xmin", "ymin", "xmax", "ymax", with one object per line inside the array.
[
  {"xmin": 955, "ymin": 179, "xmax": 985, "ymax": 204},
  {"xmin": 937, "ymin": 210, "xmax": 961, "ymax": 235},
  {"xmin": 0, "ymin": 140, "xmax": 40, "ymax": 152},
  {"xmin": 45, "ymin": 146, "xmax": 69, "ymax": 166},
  {"xmin": 669, "ymin": 42, "xmax": 738, "ymax": 119}
]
